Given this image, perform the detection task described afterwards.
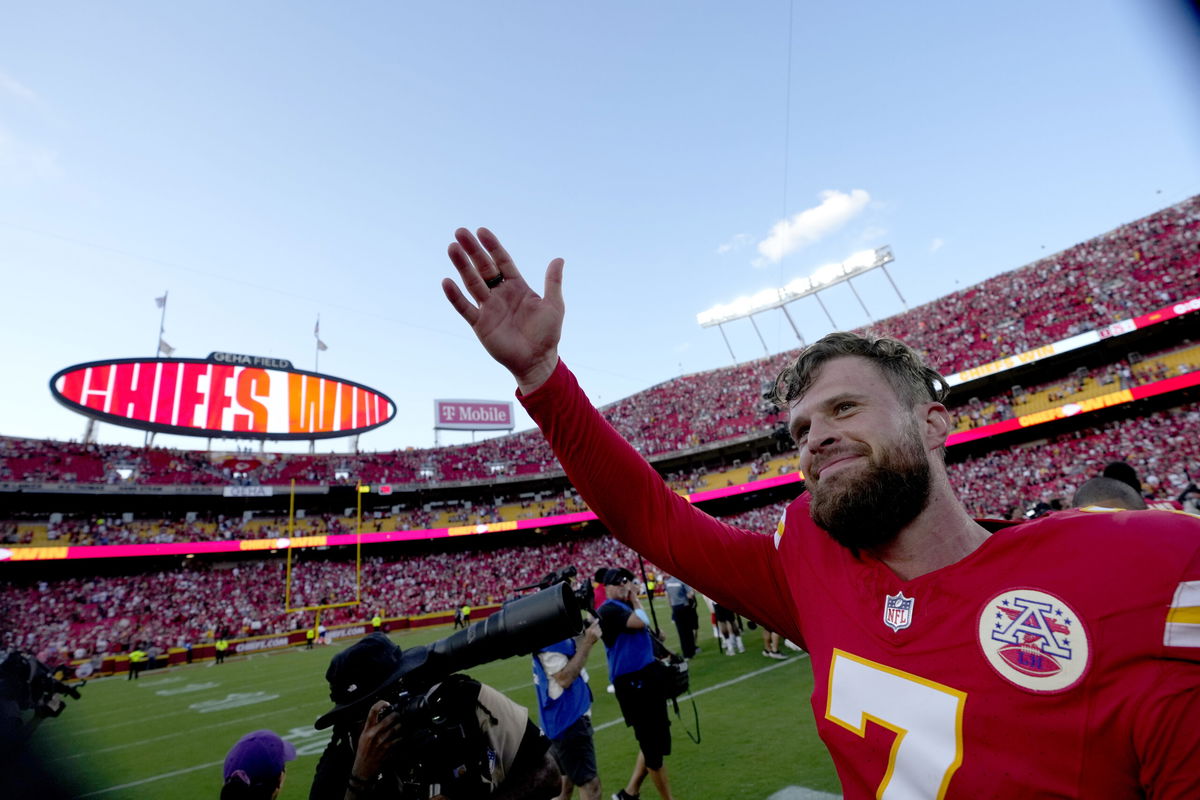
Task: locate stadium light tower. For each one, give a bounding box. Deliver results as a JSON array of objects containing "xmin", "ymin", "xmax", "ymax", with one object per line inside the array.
[{"xmin": 697, "ymin": 246, "xmax": 900, "ymax": 362}]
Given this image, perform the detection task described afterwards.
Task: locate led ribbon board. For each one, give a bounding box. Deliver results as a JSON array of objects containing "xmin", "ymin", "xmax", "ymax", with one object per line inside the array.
[{"xmin": 50, "ymin": 354, "xmax": 395, "ymax": 440}]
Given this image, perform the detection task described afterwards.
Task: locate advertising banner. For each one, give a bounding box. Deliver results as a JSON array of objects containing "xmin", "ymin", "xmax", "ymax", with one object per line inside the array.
[{"xmin": 434, "ymin": 398, "xmax": 515, "ymax": 431}]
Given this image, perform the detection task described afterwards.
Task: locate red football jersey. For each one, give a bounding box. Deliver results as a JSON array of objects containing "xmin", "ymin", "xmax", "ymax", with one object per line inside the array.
[
  {"xmin": 773, "ymin": 496, "xmax": 1200, "ymax": 799},
  {"xmin": 521, "ymin": 361, "xmax": 1200, "ymax": 799}
]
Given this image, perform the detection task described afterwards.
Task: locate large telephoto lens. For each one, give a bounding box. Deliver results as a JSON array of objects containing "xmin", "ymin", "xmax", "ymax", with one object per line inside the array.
[{"xmin": 422, "ymin": 583, "xmax": 583, "ymax": 678}]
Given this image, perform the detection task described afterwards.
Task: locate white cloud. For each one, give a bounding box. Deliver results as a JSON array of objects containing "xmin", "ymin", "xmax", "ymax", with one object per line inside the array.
[
  {"xmin": 755, "ymin": 189, "xmax": 870, "ymax": 266},
  {"xmin": 930, "ymin": 237, "xmax": 945, "ymax": 253},
  {"xmin": 717, "ymin": 233, "xmax": 753, "ymax": 255},
  {"xmin": 0, "ymin": 71, "xmax": 36, "ymax": 102}
]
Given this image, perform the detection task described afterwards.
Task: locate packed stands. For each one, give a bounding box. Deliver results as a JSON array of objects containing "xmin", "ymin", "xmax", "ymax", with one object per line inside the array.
[
  {"xmin": 869, "ymin": 197, "xmax": 1200, "ymax": 376},
  {"xmin": 949, "ymin": 341, "xmax": 1200, "ymax": 432},
  {"xmin": 0, "ymin": 533, "xmax": 650, "ymax": 663},
  {"xmin": 949, "ymin": 402, "xmax": 1200, "ymax": 519},
  {"xmin": 9, "ymin": 384, "xmax": 1200, "ymax": 664}
]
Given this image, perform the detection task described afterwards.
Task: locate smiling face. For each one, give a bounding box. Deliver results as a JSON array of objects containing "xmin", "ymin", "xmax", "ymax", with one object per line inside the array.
[{"xmin": 788, "ymin": 355, "xmax": 936, "ymax": 552}]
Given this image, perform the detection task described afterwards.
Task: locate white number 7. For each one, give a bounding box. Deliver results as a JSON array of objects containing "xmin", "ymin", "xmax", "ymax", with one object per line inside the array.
[{"xmin": 826, "ymin": 649, "xmax": 967, "ymax": 800}]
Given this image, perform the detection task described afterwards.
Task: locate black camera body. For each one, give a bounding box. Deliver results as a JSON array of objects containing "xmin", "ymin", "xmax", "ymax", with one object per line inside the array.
[
  {"xmin": 376, "ymin": 679, "xmax": 489, "ymax": 799},
  {"xmin": 365, "ymin": 583, "xmax": 583, "ymax": 798},
  {"xmin": 0, "ymin": 649, "xmax": 83, "ymax": 749}
]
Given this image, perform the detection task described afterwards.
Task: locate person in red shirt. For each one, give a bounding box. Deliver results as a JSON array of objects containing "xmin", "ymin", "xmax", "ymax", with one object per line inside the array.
[{"xmin": 442, "ymin": 227, "xmax": 1200, "ymax": 799}]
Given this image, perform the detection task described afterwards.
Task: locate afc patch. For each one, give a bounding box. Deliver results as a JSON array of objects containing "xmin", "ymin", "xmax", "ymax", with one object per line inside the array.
[
  {"xmin": 883, "ymin": 591, "xmax": 915, "ymax": 632},
  {"xmin": 977, "ymin": 588, "xmax": 1090, "ymax": 693}
]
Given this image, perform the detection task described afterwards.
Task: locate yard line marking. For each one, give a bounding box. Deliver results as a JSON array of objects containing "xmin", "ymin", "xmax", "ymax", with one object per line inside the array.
[
  {"xmin": 592, "ymin": 653, "xmax": 804, "ymax": 732},
  {"xmin": 155, "ymin": 681, "xmax": 220, "ymax": 696},
  {"xmin": 137, "ymin": 676, "xmax": 182, "ymax": 687},
  {"xmin": 74, "ymin": 759, "xmax": 224, "ymax": 797},
  {"xmin": 767, "ymin": 787, "xmax": 841, "ymax": 800},
  {"xmin": 43, "ymin": 670, "xmax": 321, "ymax": 738},
  {"xmin": 49, "ymin": 700, "xmax": 328, "ymax": 762}
]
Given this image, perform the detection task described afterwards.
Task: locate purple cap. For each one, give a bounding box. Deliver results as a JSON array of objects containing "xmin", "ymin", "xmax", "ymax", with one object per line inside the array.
[{"xmin": 223, "ymin": 730, "xmax": 297, "ymax": 786}]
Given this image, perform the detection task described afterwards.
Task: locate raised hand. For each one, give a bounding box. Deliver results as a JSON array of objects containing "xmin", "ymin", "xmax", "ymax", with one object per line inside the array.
[{"xmin": 443, "ymin": 227, "xmax": 565, "ymax": 394}]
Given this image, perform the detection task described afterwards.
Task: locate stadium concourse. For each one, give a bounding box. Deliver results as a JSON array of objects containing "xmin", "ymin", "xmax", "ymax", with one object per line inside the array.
[{"xmin": 3, "ymin": 195, "xmax": 1200, "ymax": 671}]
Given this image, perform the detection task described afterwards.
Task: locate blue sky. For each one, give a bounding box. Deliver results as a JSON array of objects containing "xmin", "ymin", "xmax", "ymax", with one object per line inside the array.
[{"xmin": 2, "ymin": 1, "xmax": 1198, "ymax": 453}]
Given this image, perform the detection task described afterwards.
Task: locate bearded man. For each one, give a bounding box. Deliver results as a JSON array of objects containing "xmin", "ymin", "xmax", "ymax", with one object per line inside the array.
[{"xmin": 442, "ymin": 227, "xmax": 1200, "ymax": 799}]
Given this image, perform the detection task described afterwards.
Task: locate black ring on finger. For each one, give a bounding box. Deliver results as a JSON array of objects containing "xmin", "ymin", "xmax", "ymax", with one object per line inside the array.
[{"xmin": 484, "ymin": 273, "xmax": 505, "ymax": 289}]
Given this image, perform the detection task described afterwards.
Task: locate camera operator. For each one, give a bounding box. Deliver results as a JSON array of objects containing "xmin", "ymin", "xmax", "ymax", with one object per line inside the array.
[
  {"xmin": 309, "ymin": 633, "xmax": 560, "ymax": 800},
  {"xmin": 531, "ymin": 608, "xmax": 602, "ymax": 800},
  {"xmin": 596, "ymin": 568, "xmax": 677, "ymax": 800},
  {"xmin": 1, "ymin": 648, "xmax": 83, "ymax": 800}
]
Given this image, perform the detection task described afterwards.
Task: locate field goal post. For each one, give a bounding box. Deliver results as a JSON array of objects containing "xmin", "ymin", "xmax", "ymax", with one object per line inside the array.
[{"xmin": 283, "ymin": 479, "xmax": 364, "ymax": 640}]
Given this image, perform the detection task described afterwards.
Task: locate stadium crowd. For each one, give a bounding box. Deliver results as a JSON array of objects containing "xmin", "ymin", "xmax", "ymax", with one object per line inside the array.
[
  {"xmin": 7, "ymin": 388, "xmax": 1200, "ymax": 665},
  {"xmin": 875, "ymin": 196, "xmax": 1200, "ymax": 375},
  {"xmin": 6, "ymin": 384, "xmax": 1197, "ymax": 549},
  {"xmin": 950, "ymin": 342, "xmax": 1198, "ymax": 431},
  {"xmin": 0, "ymin": 533, "xmax": 651, "ymax": 666},
  {"xmin": 949, "ymin": 404, "xmax": 1200, "ymax": 518}
]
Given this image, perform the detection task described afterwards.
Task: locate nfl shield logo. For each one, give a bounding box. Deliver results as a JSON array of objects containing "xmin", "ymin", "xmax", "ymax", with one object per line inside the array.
[{"xmin": 883, "ymin": 591, "xmax": 915, "ymax": 632}]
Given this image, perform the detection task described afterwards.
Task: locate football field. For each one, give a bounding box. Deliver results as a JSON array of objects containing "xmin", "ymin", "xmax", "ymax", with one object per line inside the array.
[{"xmin": 30, "ymin": 624, "xmax": 840, "ymax": 799}]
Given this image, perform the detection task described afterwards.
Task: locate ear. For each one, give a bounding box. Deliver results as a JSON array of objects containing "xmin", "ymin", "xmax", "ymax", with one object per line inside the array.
[{"xmin": 921, "ymin": 402, "xmax": 951, "ymax": 450}]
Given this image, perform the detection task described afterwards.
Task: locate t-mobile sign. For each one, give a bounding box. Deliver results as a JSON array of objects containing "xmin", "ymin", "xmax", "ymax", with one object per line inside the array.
[{"xmin": 434, "ymin": 399, "xmax": 515, "ymax": 431}]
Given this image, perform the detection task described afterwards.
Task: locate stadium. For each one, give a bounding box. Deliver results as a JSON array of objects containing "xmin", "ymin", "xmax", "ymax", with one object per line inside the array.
[
  {"xmin": 3, "ymin": 194, "xmax": 1199, "ymax": 798},
  {"xmin": 5, "ymin": 3, "xmax": 1200, "ymax": 798}
]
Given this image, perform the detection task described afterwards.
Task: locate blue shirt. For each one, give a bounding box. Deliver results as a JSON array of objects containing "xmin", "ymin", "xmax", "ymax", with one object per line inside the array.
[
  {"xmin": 598, "ymin": 598, "xmax": 654, "ymax": 679},
  {"xmin": 532, "ymin": 638, "xmax": 592, "ymax": 740}
]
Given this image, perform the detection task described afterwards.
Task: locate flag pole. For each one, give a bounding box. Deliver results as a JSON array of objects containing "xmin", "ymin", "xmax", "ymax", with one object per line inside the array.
[
  {"xmin": 155, "ymin": 291, "xmax": 168, "ymax": 357},
  {"xmin": 147, "ymin": 291, "xmax": 169, "ymax": 449},
  {"xmin": 312, "ymin": 314, "xmax": 322, "ymax": 456}
]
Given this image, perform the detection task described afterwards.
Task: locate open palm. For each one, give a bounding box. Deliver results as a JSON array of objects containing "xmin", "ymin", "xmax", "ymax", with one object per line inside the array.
[{"xmin": 442, "ymin": 227, "xmax": 565, "ymax": 394}]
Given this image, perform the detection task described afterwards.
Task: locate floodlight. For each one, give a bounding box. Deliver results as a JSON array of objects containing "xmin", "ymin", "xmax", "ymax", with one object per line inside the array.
[{"xmin": 696, "ymin": 246, "xmax": 902, "ymax": 361}]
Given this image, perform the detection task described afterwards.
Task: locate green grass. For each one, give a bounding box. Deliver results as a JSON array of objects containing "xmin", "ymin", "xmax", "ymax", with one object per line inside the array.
[{"xmin": 30, "ymin": 623, "xmax": 839, "ymax": 799}]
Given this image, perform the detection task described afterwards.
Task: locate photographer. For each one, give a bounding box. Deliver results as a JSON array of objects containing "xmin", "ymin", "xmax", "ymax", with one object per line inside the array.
[
  {"xmin": 309, "ymin": 633, "xmax": 559, "ymax": 800},
  {"xmin": 596, "ymin": 568, "xmax": 676, "ymax": 800},
  {"xmin": 531, "ymin": 613, "xmax": 602, "ymax": 800},
  {"xmin": 1, "ymin": 648, "xmax": 83, "ymax": 800}
]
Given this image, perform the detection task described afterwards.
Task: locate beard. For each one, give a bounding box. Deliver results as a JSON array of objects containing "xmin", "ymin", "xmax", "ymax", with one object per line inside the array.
[{"xmin": 807, "ymin": 424, "xmax": 932, "ymax": 553}]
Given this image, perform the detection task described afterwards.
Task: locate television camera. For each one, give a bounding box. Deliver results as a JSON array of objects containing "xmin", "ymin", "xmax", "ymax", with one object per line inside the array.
[
  {"xmin": 0, "ymin": 649, "xmax": 83, "ymax": 748},
  {"xmin": 339, "ymin": 582, "xmax": 583, "ymax": 799}
]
